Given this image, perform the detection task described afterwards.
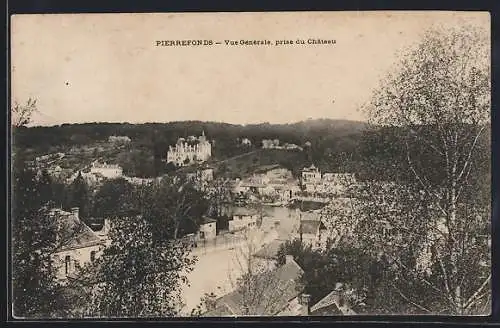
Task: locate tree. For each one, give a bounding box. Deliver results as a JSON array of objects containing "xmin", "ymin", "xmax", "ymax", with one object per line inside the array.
[
  {"xmin": 12, "ymin": 205, "xmax": 73, "ymax": 318},
  {"xmin": 190, "ymin": 292, "xmax": 217, "ymax": 317},
  {"xmin": 67, "ymin": 172, "xmax": 90, "ymax": 219},
  {"xmin": 11, "ymin": 98, "xmax": 37, "ymax": 128},
  {"xmin": 67, "ymin": 215, "xmax": 196, "ymax": 317},
  {"xmin": 206, "ymin": 178, "xmax": 234, "ymax": 218},
  {"xmin": 225, "ymin": 230, "xmax": 300, "ymax": 315},
  {"xmin": 92, "ymin": 178, "xmax": 137, "ymax": 217},
  {"xmin": 140, "ymin": 177, "xmax": 209, "ymax": 242},
  {"xmin": 276, "ymin": 239, "xmax": 373, "ymax": 310},
  {"xmin": 11, "ymin": 165, "xmax": 79, "ymax": 318},
  {"xmin": 362, "ymin": 25, "xmax": 490, "ymax": 314}
]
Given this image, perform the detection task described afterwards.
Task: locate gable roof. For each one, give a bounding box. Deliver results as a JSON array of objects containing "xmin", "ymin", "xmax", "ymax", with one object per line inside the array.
[
  {"xmin": 299, "ymin": 219, "xmax": 326, "ymax": 235},
  {"xmin": 202, "ymin": 216, "xmax": 217, "ymax": 224},
  {"xmin": 51, "ymin": 209, "xmax": 104, "ymax": 252},
  {"xmin": 204, "ymin": 259, "xmax": 304, "ymax": 316},
  {"xmin": 310, "ymin": 287, "xmax": 357, "ymax": 315}
]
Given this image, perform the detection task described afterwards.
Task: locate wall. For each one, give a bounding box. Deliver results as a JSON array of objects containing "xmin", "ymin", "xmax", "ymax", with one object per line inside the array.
[
  {"xmin": 90, "ymin": 167, "xmax": 123, "ymax": 179},
  {"xmin": 229, "ymin": 215, "xmax": 257, "ymax": 231},
  {"xmin": 199, "ymin": 222, "xmax": 217, "ymax": 240},
  {"xmin": 52, "ymin": 244, "xmax": 104, "ymax": 280}
]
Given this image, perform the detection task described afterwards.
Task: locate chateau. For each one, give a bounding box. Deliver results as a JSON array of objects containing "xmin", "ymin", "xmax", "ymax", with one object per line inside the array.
[{"xmin": 167, "ymin": 131, "xmax": 212, "ymax": 166}]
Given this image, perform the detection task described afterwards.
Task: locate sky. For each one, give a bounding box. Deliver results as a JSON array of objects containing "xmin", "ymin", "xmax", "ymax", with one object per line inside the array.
[{"xmin": 11, "ymin": 11, "xmax": 489, "ymax": 126}]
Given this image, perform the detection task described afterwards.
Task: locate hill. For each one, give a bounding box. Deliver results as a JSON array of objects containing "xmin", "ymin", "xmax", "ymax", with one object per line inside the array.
[{"xmin": 12, "ymin": 119, "xmax": 368, "ymax": 178}]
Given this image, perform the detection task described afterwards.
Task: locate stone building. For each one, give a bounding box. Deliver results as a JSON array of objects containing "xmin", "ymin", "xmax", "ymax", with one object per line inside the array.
[
  {"xmin": 49, "ymin": 208, "xmax": 108, "ymax": 282},
  {"xmin": 167, "ymin": 131, "xmax": 212, "ymax": 166}
]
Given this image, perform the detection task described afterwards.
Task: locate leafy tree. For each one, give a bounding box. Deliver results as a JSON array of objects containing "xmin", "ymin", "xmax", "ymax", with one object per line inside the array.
[
  {"xmin": 11, "ymin": 98, "xmax": 37, "ymax": 128},
  {"xmin": 67, "ymin": 215, "xmax": 196, "ymax": 317},
  {"xmin": 205, "ymin": 178, "xmax": 234, "ymax": 219},
  {"xmin": 37, "ymin": 169, "xmax": 54, "ymax": 205},
  {"xmin": 11, "ymin": 164, "xmax": 73, "ymax": 317},
  {"xmin": 190, "ymin": 292, "xmax": 217, "ymax": 317},
  {"xmin": 92, "ymin": 178, "xmax": 137, "ymax": 217},
  {"xmin": 140, "ymin": 177, "xmax": 209, "ymax": 242},
  {"xmin": 360, "ymin": 25, "xmax": 490, "ymax": 314},
  {"xmin": 12, "ymin": 205, "xmax": 72, "ymax": 318},
  {"xmin": 67, "ymin": 172, "xmax": 90, "ymax": 219}
]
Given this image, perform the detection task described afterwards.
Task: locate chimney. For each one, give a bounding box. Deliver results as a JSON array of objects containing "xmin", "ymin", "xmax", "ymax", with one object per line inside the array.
[
  {"xmin": 71, "ymin": 207, "xmax": 80, "ymax": 221},
  {"xmin": 299, "ymin": 293, "xmax": 311, "ymax": 315},
  {"xmin": 285, "ymin": 255, "xmax": 294, "ymax": 264}
]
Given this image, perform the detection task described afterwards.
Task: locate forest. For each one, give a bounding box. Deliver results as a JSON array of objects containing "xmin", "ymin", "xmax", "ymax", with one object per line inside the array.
[{"xmin": 12, "ymin": 118, "xmax": 490, "ymax": 185}]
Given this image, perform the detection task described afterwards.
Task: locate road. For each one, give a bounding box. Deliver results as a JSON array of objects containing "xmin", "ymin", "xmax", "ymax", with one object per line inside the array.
[{"xmin": 180, "ymin": 229, "xmax": 275, "ymax": 314}]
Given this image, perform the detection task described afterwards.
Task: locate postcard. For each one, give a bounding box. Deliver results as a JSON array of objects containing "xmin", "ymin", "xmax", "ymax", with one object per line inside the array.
[{"xmin": 10, "ymin": 11, "xmax": 491, "ymax": 318}]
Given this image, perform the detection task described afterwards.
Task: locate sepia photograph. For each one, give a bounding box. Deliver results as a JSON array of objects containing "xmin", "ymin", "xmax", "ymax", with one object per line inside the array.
[{"xmin": 10, "ymin": 11, "xmax": 491, "ymax": 318}]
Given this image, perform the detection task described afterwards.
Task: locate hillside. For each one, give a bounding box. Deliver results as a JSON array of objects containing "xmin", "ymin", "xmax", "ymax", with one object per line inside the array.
[{"xmin": 12, "ymin": 119, "xmax": 370, "ymax": 178}]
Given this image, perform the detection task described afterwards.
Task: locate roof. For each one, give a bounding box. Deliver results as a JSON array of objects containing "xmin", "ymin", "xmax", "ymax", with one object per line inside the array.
[
  {"xmin": 232, "ymin": 207, "xmax": 260, "ymax": 217},
  {"xmin": 299, "ymin": 219, "xmax": 326, "ymax": 235},
  {"xmin": 51, "ymin": 209, "xmax": 104, "ymax": 251},
  {"xmin": 203, "ymin": 303, "xmax": 236, "ymax": 316},
  {"xmin": 299, "ymin": 211, "xmax": 321, "ymax": 221},
  {"xmin": 202, "ymin": 216, "xmax": 217, "ymax": 224},
  {"xmin": 303, "ymin": 164, "xmax": 318, "ymax": 172},
  {"xmin": 310, "ymin": 288, "xmax": 357, "ymax": 315},
  {"xmin": 204, "ymin": 259, "xmax": 304, "ymax": 316},
  {"xmin": 253, "ymin": 239, "xmax": 286, "ymax": 260},
  {"xmin": 253, "ymin": 164, "xmax": 282, "ymax": 174}
]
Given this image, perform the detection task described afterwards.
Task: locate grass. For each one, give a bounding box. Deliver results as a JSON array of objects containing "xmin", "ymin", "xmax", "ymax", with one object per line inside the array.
[{"xmin": 214, "ymin": 149, "xmax": 308, "ymax": 179}]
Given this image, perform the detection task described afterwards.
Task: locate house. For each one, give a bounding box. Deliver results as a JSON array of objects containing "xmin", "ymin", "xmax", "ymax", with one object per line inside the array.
[
  {"xmin": 301, "ymin": 164, "xmax": 322, "ymax": 185},
  {"xmin": 202, "ymin": 255, "xmax": 309, "ymax": 316},
  {"xmin": 309, "ymin": 283, "xmax": 357, "ymax": 316},
  {"xmin": 241, "ymin": 138, "xmax": 252, "ymax": 146},
  {"xmin": 198, "ymin": 216, "xmax": 217, "ymax": 241},
  {"xmin": 262, "ymin": 139, "xmax": 280, "ymax": 149},
  {"xmin": 89, "ymin": 161, "xmax": 123, "ymax": 179},
  {"xmin": 49, "ymin": 207, "xmax": 107, "ymax": 281},
  {"xmin": 185, "ymin": 167, "xmax": 214, "ymax": 186},
  {"xmin": 229, "ymin": 207, "xmax": 260, "ymax": 232},
  {"xmin": 283, "ymin": 143, "xmax": 303, "ymax": 151},
  {"xmin": 296, "ymin": 218, "xmax": 328, "ymax": 248},
  {"xmin": 108, "ymin": 135, "xmax": 131, "ymax": 143},
  {"xmin": 88, "ymin": 218, "xmax": 112, "ymax": 246},
  {"xmin": 252, "ymin": 221, "xmax": 293, "ymax": 271}
]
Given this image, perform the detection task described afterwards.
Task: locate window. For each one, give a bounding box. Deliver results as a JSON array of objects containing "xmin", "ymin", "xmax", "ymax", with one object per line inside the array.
[
  {"xmin": 90, "ymin": 251, "xmax": 96, "ymax": 262},
  {"xmin": 65, "ymin": 255, "xmax": 71, "ymax": 274}
]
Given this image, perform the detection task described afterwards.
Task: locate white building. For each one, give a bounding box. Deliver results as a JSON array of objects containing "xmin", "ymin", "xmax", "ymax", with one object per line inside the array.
[
  {"xmin": 108, "ymin": 135, "xmax": 131, "ymax": 143},
  {"xmin": 294, "ymin": 214, "xmax": 328, "ymax": 249},
  {"xmin": 167, "ymin": 131, "xmax": 212, "ymax": 166},
  {"xmin": 197, "ymin": 216, "xmax": 217, "ymax": 241},
  {"xmin": 229, "ymin": 207, "xmax": 260, "ymax": 232},
  {"xmin": 50, "ymin": 208, "xmax": 108, "ymax": 281},
  {"xmin": 301, "ymin": 164, "xmax": 322, "ymax": 184},
  {"xmin": 90, "ymin": 161, "xmax": 123, "ymax": 179},
  {"xmin": 300, "ymin": 165, "xmax": 356, "ymax": 195},
  {"xmin": 241, "ymin": 138, "xmax": 252, "ymax": 146},
  {"xmin": 262, "ymin": 139, "xmax": 280, "ymax": 149}
]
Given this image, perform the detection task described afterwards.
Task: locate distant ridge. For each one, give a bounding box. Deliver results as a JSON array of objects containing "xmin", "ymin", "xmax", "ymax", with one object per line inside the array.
[{"xmin": 27, "ymin": 118, "xmax": 367, "ymax": 129}]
